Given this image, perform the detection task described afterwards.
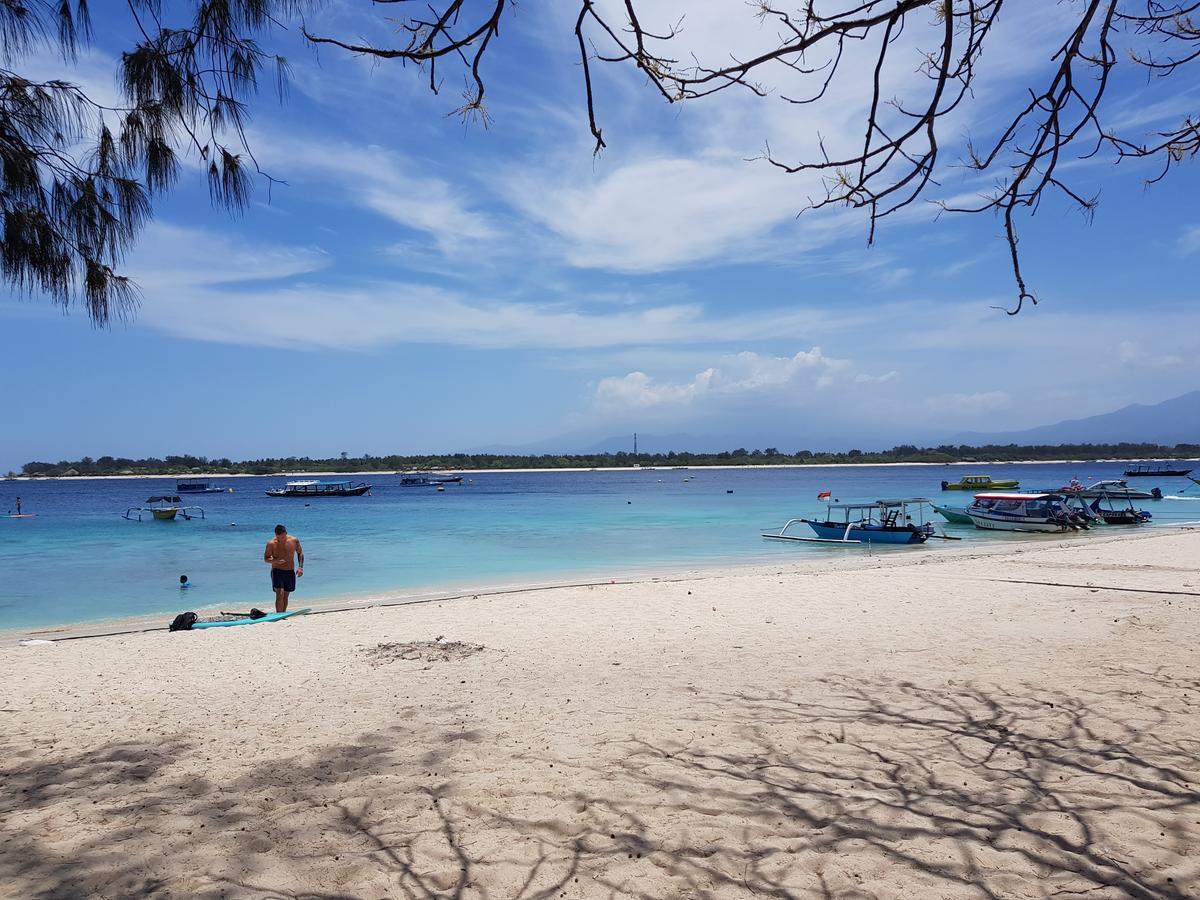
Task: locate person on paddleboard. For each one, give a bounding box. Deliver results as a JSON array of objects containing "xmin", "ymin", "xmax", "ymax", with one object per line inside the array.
[
  {"xmin": 15, "ymin": 497, "xmax": 21, "ymax": 515},
  {"xmin": 263, "ymin": 524, "xmax": 303, "ymax": 612}
]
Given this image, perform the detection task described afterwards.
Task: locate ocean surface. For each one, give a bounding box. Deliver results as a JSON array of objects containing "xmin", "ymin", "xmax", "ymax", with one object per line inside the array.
[{"xmin": 2, "ymin": 463, "xmax": 1198, "ymax": 631}]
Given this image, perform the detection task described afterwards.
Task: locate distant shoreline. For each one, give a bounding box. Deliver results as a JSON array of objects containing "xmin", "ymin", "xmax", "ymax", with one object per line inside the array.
[{"xmin": 6, "ymin": 457, "xmax": 1198, "ymax": 481}]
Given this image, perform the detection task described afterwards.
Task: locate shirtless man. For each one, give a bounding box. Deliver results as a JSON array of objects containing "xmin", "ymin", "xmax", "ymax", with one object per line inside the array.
[{"xmin": 263, "ymin": 524, "xmax": 304, "ymax": 612}]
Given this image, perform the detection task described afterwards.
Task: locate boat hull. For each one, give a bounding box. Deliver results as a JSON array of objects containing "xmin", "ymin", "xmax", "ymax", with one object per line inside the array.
[
  {"xmin": 942, "ymin": 480, "xmax": 1019, "ymax": 490},
  {"xmin": 931, "ymin": 504, "xmax": 974, "ymax": 525},
  {"xmin": 1123, "ymin": 468, "xmax": 1191, "ymax": 477},
  {"xmin": 266, "ymin": 485, "xmax": 371, "ymax": 497},
  {"xmin": 804, "ymin": 520, "xmax": 929, "ymax": 544},
  {"xmin": 151, "ymin": 508, "xmax": 178, "ymax": 520},
  {"xmin": 966, "ymin": 512, "xmax": 1070, "ymax": 533}
]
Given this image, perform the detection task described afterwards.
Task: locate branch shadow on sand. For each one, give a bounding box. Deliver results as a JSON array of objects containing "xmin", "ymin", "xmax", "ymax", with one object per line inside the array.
[{"xmin": 2, "ymin": 672, "xmax": 1198, "ymax": 898}]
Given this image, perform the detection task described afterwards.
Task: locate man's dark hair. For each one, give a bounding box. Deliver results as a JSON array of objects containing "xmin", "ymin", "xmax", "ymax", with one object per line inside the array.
[{"xmin": 274, "ymin": 524, "xmax": 286, "ymax": 535}]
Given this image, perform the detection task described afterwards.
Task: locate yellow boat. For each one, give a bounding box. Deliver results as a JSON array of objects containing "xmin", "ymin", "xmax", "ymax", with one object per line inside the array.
[{"xmin": 940, "ymin": 474, "xmax": 1020, "ymax": 491}]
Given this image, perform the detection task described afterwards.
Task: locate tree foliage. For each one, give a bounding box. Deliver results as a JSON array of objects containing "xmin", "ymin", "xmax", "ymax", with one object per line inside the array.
[
  {"xmin": 20, "ymin": 442, "xmax": 1200, "ymax": 477},
  {"xmin": 0, "ymin": 0, "xmax": 294, "ymax": 324}
]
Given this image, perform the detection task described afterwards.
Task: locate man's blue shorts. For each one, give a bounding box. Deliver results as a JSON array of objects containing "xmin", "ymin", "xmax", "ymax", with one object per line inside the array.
[{"xmin": 271, "ymin": 568, "xmax": 296, "ymax": 592}]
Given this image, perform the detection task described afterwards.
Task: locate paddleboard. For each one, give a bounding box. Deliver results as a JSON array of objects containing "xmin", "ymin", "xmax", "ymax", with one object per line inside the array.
[
  {"xmin": 4, "ymin": 514, "xmax": 35, "ymax": 518},
  {"xmin": 193, "ymin": 607, "xmax": 310, "ymax": 629}
]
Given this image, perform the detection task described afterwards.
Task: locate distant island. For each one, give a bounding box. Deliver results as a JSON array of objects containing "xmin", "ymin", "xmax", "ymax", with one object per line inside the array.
[{"xmin": 13, "ymin": 443, "xmax": 1200, "ymax": 478}]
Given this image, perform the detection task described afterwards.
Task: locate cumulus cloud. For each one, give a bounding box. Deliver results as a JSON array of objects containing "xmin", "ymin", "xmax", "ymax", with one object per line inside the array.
[{"xmin": 592, "ymin": 348, "xmax": 887, "ymax": 414}]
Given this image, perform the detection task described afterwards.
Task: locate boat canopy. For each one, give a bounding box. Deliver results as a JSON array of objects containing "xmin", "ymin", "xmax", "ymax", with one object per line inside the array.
[
  {"xmin": 146, "ymin": 495, "xmax": 181, "ymax": 503},
  {"xmin": 824, "ymin": 498, "xmax": 930, "ymax": 511},
  {"xmin": 973, "ymin": 492, "xmax": 1061, "ymax": 501}
]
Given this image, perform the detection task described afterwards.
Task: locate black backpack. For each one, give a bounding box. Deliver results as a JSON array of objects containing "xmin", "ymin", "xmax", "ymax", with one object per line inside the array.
[{"xmin": 169, "ymin": 611, "xmax": 198, "ymax": 632}]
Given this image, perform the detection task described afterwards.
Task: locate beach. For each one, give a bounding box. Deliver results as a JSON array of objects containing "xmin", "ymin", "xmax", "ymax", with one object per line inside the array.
[{"xmin": 2, "ymin": 528, "xmax": 1198, "ymax": 898}]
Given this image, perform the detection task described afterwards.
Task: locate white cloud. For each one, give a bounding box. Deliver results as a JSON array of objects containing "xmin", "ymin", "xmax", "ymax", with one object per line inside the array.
[
  {"xmin": 592, "ymin": 348, "xmax": 886, "ymax": 414},
  {"xmin": 1118, "ymin": 340, "xmax": 1186, "ymax": 369},
  {"xmin": 1178, "ymin": 226, "xmax": 1200, "ymax": 257}
]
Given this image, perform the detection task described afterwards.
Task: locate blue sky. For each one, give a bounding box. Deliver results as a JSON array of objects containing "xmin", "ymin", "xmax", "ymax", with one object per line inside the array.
[{"xmin": 2, "ymin": 1, "xmax": 1199, "ymax": 470}]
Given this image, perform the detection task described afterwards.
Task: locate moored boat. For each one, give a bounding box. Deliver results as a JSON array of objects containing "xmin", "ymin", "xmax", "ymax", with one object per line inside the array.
[
  {"xmin": 124, "ymin": 495, "xmax": 206, "ymax": 522},
  {"xmin": 398, "ymin": 471, "xmax": 463, "ymax": 486},
  {"xmin": 966, "ymin": 493, "xmax": 1080, "ymax": 533},
  {"xmin": 1056, "ymin": 479, "xmax": 1161, "ymax": 500},
  {"xmin": 265, "ymin": 480, "xmax": 372, "ymax": 497},
  {"xmin": 941, "ymin": 474, "xmax": 1020, "ymax": 491},
  {"xmin": 764, "ymin": 499, "xmax": 936, "ymax": 545},
  {"xmin": 176, "ymin": 479, "xmax": 228, "ymax": 494},
  {"xmin": 1123, "ymin": 463, "xmax": 1192, "ymax": 478},
  {"xmin": 1088, "ymin": 496, "xmax": 1152, "ymax": 525},
  {"xmin": 931, "ymin": 503, "xmax": 974, "ymax": 525}
]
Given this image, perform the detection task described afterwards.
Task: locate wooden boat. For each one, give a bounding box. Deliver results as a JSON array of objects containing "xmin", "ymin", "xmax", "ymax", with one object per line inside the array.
[
  {"xmin": 931, "ymin": 503, "xmax": 974, "ymax": 525},
  {"xmin": 398, "ymin": 471, "xmax": 463, "ymax": 486},
  {"xmin": 764, "ymin": 499, "xmax": 936, "ymax": 545},
  {"xmin": 941, "ymin": 474, "xmax": 1019, "ymax": 491},
  {"xmin": 176, "ymin": 479, "xmax": 229, "ymax": 494},
  {"xmin": 965, "ymin": 493, "xmax": 1081, "ymax": 533},
  {"xmin": 124, "ymin": 495, "xmax": 205, "ymax": 522},
  {"xmin": 1123, "ymin": 464, "xmax": 1192, "ymax": 478},
  {"xmin": 265, "ymin": 480, "xmax": 372, "ymax": 498}
]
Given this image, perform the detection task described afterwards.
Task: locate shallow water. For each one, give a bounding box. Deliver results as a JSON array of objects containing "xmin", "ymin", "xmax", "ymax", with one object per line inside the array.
[{"xmin": 2, "ymin": 463, "xmax": 1197, "ymax": 630}]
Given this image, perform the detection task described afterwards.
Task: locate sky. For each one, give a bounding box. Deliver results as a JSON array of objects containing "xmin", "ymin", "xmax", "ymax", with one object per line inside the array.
[{"xmin": 2, "ymin": 0, "xmax": 1199, "ymax": 470}]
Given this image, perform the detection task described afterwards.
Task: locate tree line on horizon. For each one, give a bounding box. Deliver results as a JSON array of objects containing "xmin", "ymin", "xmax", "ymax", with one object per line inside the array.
[{"xmin": 15, "ymin": 443, "xmax": 1200, "ymax": 478}]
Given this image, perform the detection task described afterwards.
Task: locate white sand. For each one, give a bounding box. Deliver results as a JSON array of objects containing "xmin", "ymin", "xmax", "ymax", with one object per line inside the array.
[{"xmin": 2, "ymin": 529, "xmax": 1198, "ymax": 898}]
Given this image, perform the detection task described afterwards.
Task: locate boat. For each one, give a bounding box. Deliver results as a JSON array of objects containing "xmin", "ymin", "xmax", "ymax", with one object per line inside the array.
[
  {"xmin": 1056, "ymin": 479, "xmax": 1161, "ymax": 501},
  {"xmin": 1088, "ymin": 497, "xmax": 1152, "ymax": 525},
  {"xmin": 265, "ymin": 480, "xmax": 371, "ymax": 497},
  {"xmin": 1123, "ymin": 463, "xmax": 1192, "ymax": 478},
  {"xmin": 965, "ymin": 493, "xmax": 1082, "ymax": 533},
  {"xmin": 941, "ymin": 475, "xmax": 1020, "ymax": 491},
  {"xmin": 176, "ymin": 479, "xmax": 229, "ymax": 494},
  {"xmin": 931, "ymin": 503, "xmax": 975, "ymax": 525},
  {"xmin": 397, "ymin": 471, "xmax": 463, "ymax": 486},
  {"xmin": 764, "ymin": 498, "xmax": 936, "ymax": 545},
  {"xmin": 124, "ymin": 495, "xmax": 206, "ymax": 522}
]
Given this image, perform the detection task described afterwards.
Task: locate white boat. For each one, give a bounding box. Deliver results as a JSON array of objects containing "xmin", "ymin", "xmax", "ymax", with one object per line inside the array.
[
  {"xmin": 966, "ymin": 492, "xmax": 1082, "ymax": 533},
  {"xmin": 398, "ymin": 471, "xmax": 463, "ymax": 486},
  {"xmin": 1060, "ymin": 479, "xmax": 1161, "ymax": 501}
]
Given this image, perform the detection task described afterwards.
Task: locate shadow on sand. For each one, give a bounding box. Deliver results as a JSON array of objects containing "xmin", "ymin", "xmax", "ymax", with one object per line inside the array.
[{"xmin": 3, "ymin": 672, "xmax": 1197, "ymax": 898}]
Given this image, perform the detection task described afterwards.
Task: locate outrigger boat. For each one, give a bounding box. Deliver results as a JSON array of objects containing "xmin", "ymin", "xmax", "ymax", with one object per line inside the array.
[
  {"xmin": 1123, "ymin": 463, "xmax": 1192, "ymax": 478},
  {"xmin": 941, "ymin": 474, "xmax": 1019, "ymax": 491},
  {"xmin": 265, "ymin": 479, "xmax": 372, "ymax": 498},
  {"xmin": 966, "ymin": 493, "xmax": 1083, "ymax": 533},
  {"xmin": 764, "ymin": 498, "xmax": 938, "ymax": 545},
  {"xmin": 123, "ymin": 495, "xmax": 205, "ymax": 522}
]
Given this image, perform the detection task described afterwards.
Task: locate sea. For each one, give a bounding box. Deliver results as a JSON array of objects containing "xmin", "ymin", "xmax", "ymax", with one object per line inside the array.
[{"xmin": 2, "ymin": 462, "xmax": 1198, "ymax": 632}]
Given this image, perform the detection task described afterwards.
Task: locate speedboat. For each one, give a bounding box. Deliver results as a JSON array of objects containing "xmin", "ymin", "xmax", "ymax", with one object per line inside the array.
[
  {"xmin": 764, "ymin": 499, "xmax": 936, "ymax": 545},
  {"xmin": 1058, "ymin": 479, "xmax": 1161, "ymax": 501},
  {"xmin": 1088, "ymin": 496, "xmax": 1152, "ymax": 525},
  {"xmin": 124, "ymin": 495, "xmax": 205, "ymax": 522},
  {"xmin": 265, "ymin": 480, "xmax": 371, "ymax": 497},
  {"xmin": 966, "ymin": 493, "xmax": 1082, "ymax": 533},
  {"xmin": 941, "ymin": 474, "xmax": 1019, "ymax": 491}
]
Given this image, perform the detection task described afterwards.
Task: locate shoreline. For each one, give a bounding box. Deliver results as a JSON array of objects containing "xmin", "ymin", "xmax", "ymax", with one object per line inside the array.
[
  {"xmin": 8, "ymin": 524, "xmax": 1189, "ymax": 644},
  {"xmin": 7, "ymin": 456, "xmax": 1199, "ymax": 481},
  {"xmin": 4, "ymin": 525, "xmax": 1198, "ymax": 897}
]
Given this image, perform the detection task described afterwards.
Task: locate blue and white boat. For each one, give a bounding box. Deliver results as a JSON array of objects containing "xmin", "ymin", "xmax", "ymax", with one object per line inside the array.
[
  {"xmin": 764, "ymin": 498, "xmax": 936, "ymax": 545},
  {"xmin": 265, "ymin": 479, "xmax": 372, "ymax": 498},
  {"xmin": 398, "ymin": 471, "xmax": 463, "ymax": 486}
]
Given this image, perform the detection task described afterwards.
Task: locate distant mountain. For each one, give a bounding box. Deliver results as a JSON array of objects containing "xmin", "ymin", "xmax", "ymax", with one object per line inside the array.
[{"xmin": 955, "ymin": 390, "xmax": 1200, "ymax": 446}]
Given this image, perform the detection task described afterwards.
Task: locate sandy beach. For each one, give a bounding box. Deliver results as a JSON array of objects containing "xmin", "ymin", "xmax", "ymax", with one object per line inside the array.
[{"xmin": 2, "ymin": 529, "xmax": 1198, "ymax": 898}]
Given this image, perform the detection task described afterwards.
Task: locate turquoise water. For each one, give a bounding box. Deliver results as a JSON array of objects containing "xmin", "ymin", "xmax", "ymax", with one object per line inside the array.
[{"xmin": 2, "ymin": 463, "xmax": 1198, "ymax": 631}]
